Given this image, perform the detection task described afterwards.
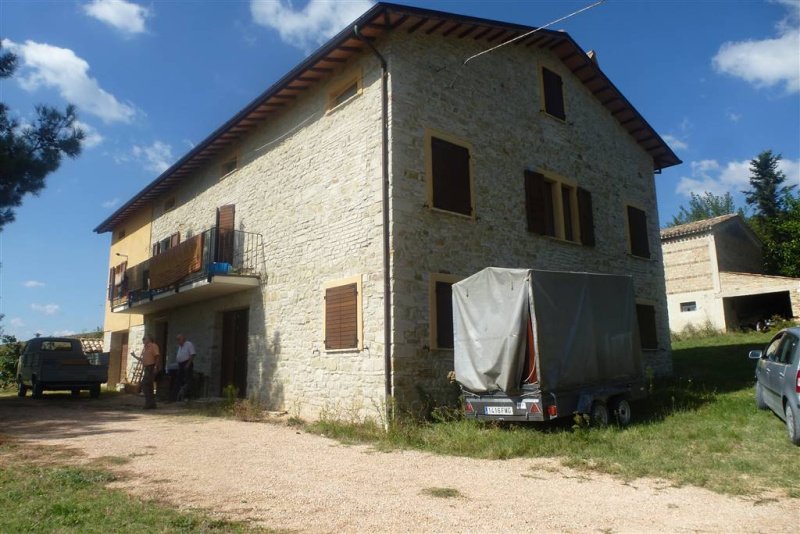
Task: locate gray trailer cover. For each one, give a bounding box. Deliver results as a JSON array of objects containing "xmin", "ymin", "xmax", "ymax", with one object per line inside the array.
[{"xmin": 453, "ymin": 268, "xmax": 642, "ymax": 394}]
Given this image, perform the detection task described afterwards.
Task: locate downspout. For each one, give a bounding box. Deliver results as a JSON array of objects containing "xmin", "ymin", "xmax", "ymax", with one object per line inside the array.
[{"xmin": 354, "ymin": 25, "xmax": 392, "ymax": 425}]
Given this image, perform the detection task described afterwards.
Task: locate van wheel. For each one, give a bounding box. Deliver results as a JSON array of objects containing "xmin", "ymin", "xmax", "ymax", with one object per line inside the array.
[
  {"xmin": 71, "ymin": 389, "xmax": 80, "ymax": 397},
  {"xmin": 590, "ymin": 401, "xmax": 609, "ymax": 427},
  {"xmin": 17, "ymin": 379, "xmax": 27, "ymax": 397},
  {"xmin": 785, "ymin": 402, "xmax": 800, "ymax": 446},
  {"xmin": 610, "ymin": 398, "xmax": 632, "ymax": 426},
  {"xmin": 32, "ymin": 380, "xmax": 43, "ymax": 399},
  {"xmin": 90, "ymin": 384, "xmax": 101, "ymax": 399},
  {"xmin": 755, "ymin": 382, "xmax": 768, "ymax": 410}
]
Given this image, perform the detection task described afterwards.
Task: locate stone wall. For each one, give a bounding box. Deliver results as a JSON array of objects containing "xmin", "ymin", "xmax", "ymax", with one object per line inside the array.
[
  {"xmin": 387, "ymin": 31, "xmax": 673, "ymax": 411},
  {"xmin": 146, "ymin": 52, "xmax": 387, "ymax": 419},
  {"xmin": 662, "ymin": 235, "xmax": 715, "ymax": 295}
]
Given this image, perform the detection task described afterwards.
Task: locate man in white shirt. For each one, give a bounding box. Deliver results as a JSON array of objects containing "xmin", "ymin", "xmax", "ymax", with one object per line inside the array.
[{"xmin": 175, "ymin": 334, "xmax": 196, "ymax": 400}]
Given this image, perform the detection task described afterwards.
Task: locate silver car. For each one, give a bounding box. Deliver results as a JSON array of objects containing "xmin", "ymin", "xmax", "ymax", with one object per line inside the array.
[{"xmin": 749, "ymin": 327, "xmax": 800, "ymax": 445}]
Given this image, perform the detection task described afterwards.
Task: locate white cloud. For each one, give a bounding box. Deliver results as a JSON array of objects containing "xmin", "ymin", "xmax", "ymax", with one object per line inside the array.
[
  {"xmin": 9, "ymin": 318, "xmax": 25, "ymax": 328},
  {"xmin": 75, "ymin": 120, "xmax": 104, "ymax": 148},
  {"xmin": 22, "ymin": 280, "xmax": 45, "ymax": 288},
  {"xmin": 726, "ymin": 110, "xmax": 742, "ymax": 123},
  {"xmin": 676, "ymin": 157, "xmax": 800, "ymax": 197},
  {"xmin": 712, "ymin": 2, "xmax": 800, "ymax": 93},
  {"xmin": 250, "ymin": 0, "xmax": 374, "ymax": 50},
  {"xmin": 102, "ymin": 197, "xmax": 120, "ymax": 209},
  {"xmin": 2, "ymin": 39, "xmax": 136, "ymax": 123},
  {"xmin": 662, "ymin": 134, "xmax": 688, "ymax": 151},
  {"xmin": 131, "ymin": 140, "xmax": 174, "ymax": 173},
  {"xmin": 83, "ymin": 0, "xmax": 151, "ymax": 36},
  {"xmin": 51, "ymin": 329, "xmax": 77, "ymax": 337},
  {"xmin": 31, "ymin": 303, "xmax": 61, "ymax": 315}
]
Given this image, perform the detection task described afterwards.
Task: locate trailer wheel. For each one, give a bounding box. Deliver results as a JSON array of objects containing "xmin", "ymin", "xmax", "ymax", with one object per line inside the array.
[
  {"xmin": 71, "ymin": 388, "xmax": 80, "ymax": 397},
  {"xmin": 610, "ymin": 398, "xmax": 632, "ymax": 426},
  {"xmin": 590, "ymin": 401, "xmax": 609, "ymax": 427},
  {"xmin": 17, "ymin": 379, "xmax": 27, "ymax": 397},
  {"xmin": 90, "ymin": 384, "xmax": 101, "ymax": 399}
]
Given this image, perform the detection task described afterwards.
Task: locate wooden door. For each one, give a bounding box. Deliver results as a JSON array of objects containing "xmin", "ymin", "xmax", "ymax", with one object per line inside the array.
[
  {"xmin": 216, "ymin": 204, "xmax": 235, "ymax": 265},
  {"xmin": 221, "ymin": 309, "xmax": 248, "ymax": 397}
]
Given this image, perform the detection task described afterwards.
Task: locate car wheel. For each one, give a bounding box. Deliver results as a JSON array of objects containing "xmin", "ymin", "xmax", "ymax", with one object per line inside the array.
[
  {"xmin": 610, "ymin": 398, "xmax": 632, "ymax": 426},
  {"xmin": 755, "ymin": 382, "xmax": 768, "ymax": 410},
  {"xmin": 590, "ymin": 401, "xmax": 609, "ymax": 427},
  {"xmin": 90, "ymin": 384, "xmax": 101, "ymax": 399},
  {"xmin": 17, "ymin": 379, "xmax": 27, "ymax": 397},
  {"xmin": 785, "ymin": 402, "xmax": 800, "ymax": 446},
  {"xmin": 71, "ymin": 388, "xmax": 80, "ymax": 397},
  {"xmin": 32, "ymin": 379, "xmax": 43, "ymax": 399}
]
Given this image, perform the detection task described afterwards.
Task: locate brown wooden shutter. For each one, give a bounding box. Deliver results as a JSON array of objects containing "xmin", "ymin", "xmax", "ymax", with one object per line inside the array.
[
  {"xmin": 524, "ymin": 171, "xmax": 555, "ymax": 236},
  {"xmin": 325, "ymin": 284, "xmax": 358, "ymax": 350},
  {"xmin": 561, "ymin": 185, "xmax": 574, "ymax": 241},
  {"xmin": 108, "ymin": 267, "xmax": 115, "ymax": 301},
  {"xmin": 431, "ymin": 137, "xmax": 471, "ymax": 216},
  {"xmin": 627, "ymin": 206, "xmax": 650, "ymax": 258},
  {"xmin": 170, "ymin": 232, "xmax": 180, "ymax": 248},
  {"xmin": 152, "ymin": 242, "xmax": 159, "ymax": 257},
  {"xmin": 542, "ymin": 67, "xmax": 565, "ymax": 120},
  {"xmin": 216, "ymin": 204, "xmax": 235, "ymax": 264},
  {"xmin": 577, "ymin": 187, "xmax": 595, "ymax": 247},
  {"xmin": 435, "ymin": 281, "xmax": 455, "ymax": 349},
  {"xmin": 636, "ymin": 304, "xmax": 658, "ymax": 350}
]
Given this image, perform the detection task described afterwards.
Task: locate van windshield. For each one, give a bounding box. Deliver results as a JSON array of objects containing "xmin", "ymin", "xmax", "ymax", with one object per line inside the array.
[{"xmin": 40, "ymin": 341, "xmax": 75, "ymax": 351}]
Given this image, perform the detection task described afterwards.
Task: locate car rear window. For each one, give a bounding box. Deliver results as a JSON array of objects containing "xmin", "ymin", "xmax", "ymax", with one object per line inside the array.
[{"xmin": 40, "ymin": 341, "xmax": 76, "ymax": 351}]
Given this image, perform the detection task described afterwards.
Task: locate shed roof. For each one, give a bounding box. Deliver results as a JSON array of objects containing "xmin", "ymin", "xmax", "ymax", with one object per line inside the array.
[
  {"xmin": 95, "ymin": 2, "xmax": 681, "ymax": 234},
  {"xmin": 660, "ymin": 213, "xmax": 741, "ymax": 240}
]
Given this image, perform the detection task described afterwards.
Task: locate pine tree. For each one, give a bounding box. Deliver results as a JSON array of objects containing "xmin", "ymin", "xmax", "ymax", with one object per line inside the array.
[
  {"xmin": 0, "ymin": 44, "xmax": 84, "ymax": 231},
  {"xmin": 744, "ymin": 150, "xmax": 793, "ymax": 220}
]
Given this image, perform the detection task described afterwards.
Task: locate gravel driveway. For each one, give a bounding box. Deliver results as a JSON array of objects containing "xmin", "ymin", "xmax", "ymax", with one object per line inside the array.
[{"xmin": 1, "ymin": 393, "xmax": 797, "ymax": 533}]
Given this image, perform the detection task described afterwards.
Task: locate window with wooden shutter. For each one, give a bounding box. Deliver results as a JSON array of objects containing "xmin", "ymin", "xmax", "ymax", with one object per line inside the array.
[
  {"xmin": 428, "ymin": 134, "xmax": 473, "ymax": 216},
  {"xmin": 627, "ymin": 206, "xmax": 651, "ymax": 258},
  {"xmin": 542, "ymin": 67, "xmax": 565, "ymax": 120},
  {"xmin": 216, "ymin": 204, "xmax": 235, "ymax": 264},
  {"xmin": 524, "ymin": 171, "xmax": 557, "ymax": 238},
  {"xmin": 577, "ymin": 187, "xmax": 595, "ymax": 247},
  {"xmin": 636, "ymin": 304, "xmax": 658, "ymax": 350},
  {"xmin": 561, "ymin": 184, "xmax": 574, "ymax": 242},
  {"xmin": 429, "ymin": 273, "xmax": 463, "ymax": 350},
  {"xmin": 324, "ymin": 277, "xmax": 362, "ymax": 351}
]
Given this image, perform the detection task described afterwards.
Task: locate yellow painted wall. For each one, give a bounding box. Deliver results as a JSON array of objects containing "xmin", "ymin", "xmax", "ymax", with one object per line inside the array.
[{"xmin": 103, "ymin": 207, "xmax": 152, "ymax": 333}]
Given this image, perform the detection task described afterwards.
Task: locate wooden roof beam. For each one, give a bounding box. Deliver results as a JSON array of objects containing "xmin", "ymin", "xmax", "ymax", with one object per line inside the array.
[
  {"xmin": 406, "ymin": 17, "xmax": 429, "ymax": 34},
  {"xmin": 425, "ymin": 19, "xmax": 447, "ymax": 34},
  {"xmin": 458, "ymin": 25, "xmax": 477, "ymax": 39},
  {"xmin": 485, "ymin": 29, "xmax": 507, "ymax": 43},
  {"xmin": 473, "ymin": 27, "xmax": 493, "ymax": 40},
  {"xmin": 442, "ymin": 23, "xmax": 462, "ymax": 37}
]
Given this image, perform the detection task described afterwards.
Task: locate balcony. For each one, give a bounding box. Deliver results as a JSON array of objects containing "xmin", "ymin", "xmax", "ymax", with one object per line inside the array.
[{"xmin": 110, "ymin": 228, "xmax": 263, "ymax": 315}]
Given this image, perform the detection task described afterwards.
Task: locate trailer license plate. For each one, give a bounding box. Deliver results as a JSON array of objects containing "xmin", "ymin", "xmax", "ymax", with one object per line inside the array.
[{"xmin": 485, "ymin": 406, "xmax": 513, "ymax": 415}]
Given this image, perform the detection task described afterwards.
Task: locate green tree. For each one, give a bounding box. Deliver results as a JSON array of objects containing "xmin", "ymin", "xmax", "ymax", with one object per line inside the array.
[
  {"xmin": 744, "ymin": 150, "xmax": 794, "ymax": 220},
  {"xmin": 0, "ymin": 44, "xmax": 84, "ymax": 231},
  {"xmin": 667, "ymin": 191, "xmax": 740, "ymax": 227}
]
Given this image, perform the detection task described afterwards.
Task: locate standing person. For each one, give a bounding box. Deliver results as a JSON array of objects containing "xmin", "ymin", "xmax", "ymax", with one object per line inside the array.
[
  {"xmin": 141, "ymin": 334, "xmax": 161, "ymax": 409},
  {"xmin": 175, "ymin": 334, "xmax": 196, "ymax": 400}
]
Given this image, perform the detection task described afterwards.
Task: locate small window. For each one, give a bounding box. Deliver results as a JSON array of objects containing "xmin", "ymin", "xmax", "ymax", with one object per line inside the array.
[
  {"xmin": 428, "ymin": 134, "xmax": 473, "ymax": 216},
  {"xmin": 327, "ymin": 74, "xmax": 362, "ymax": 111},
  {"xmin": 324, "ymin": 277, "xmax": 362, "ymax": 351},
  {"xmin": 221, "ymin": 156, "xmax": 238, "ymax": 177},
  {"xmin": 430, "ymin": 273, "xmax": 463, "ymax": 350},
  {"xmin": 680, "ymin": 301, "xmax": 697, "ymax": 312},
  {"xmin": 542, "ymin": 67, "xmax": 565, "ymax": 120},
  {"xmin": 164, "ymin": 197, "xmax": 176, "ymax": 212},
  {"xmin": 636, "ymin": 304, "xmax": 658, "ymax": 350},
  {"xmin": 524, "ymin": 171, "xmax": 593, "ymax": 245},
  {"xmin": 116, "ymin": 228, "xmax": 126, "ymax": 241},
  {"xmin": 627, "ymin": 205, "xmax": 651, "ymax": 258},
  {"xmin": 152, "ymin": 232, "xmax": 180, "ymax": 257}
]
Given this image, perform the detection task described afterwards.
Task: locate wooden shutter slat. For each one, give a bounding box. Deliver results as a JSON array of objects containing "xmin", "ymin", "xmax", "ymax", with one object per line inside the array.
[
  {"xmin": 636, "ymin": 304, "xmax": 658, "ymax": 349},
  {"xmin": 543, "ymin": 67, "xmax": 565, "ymax": 119},
  {"xmin": 524, "ymin": 171, "xmax": 548, "ymax": 235},
  {"xmin": 325, "ymin": 283, "xmax": 358, "ymax": 350},
  {"xmin": 627, "ymin": 206, "xmax": 650, "ymax": 258},
  {"xmin": 435, "ymin": 281, "xmax": 454, "ymax": 349},
  {"xmin": 577, "ymin": 187, "xmax": 595, "ymax": 247}
]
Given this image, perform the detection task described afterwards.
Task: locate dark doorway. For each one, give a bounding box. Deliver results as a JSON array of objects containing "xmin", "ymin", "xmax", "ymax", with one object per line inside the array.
[
  {"xmin": 221, "ymin": 308, "xmax": 248, "ymax": 397},
  {"xmin": 119, "ymin": 332, "xmax": 129, "ymax": 383},
  {"xmin": 153, "ymin": 320, "xmax": 169, "ymax": 370}
]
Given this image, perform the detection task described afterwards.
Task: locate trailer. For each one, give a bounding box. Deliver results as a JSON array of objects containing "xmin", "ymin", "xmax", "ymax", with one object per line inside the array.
[{"xmin": 453, "ymin": 268, "xmax": 647, "ymax": 425}]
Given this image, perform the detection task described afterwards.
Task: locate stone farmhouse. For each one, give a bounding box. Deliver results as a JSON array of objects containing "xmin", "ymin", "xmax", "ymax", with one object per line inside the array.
[
  {"xmin": 95, "ymin": 3, "xmax": 680, "ymax": 418},
  {"xmin": 661, "ymin": 213, "xmax": 800, "ymax": 333}
]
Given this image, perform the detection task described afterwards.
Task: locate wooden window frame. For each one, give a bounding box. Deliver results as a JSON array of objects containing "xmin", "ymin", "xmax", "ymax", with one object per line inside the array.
[
  {"xmin": 429, "ymin": 273, "xmax": 463, "ymax": 351},
  {"xmin": 680, "ymin": 301, "xmax": 697, "ymax": 312},
  {"xmin": 636, "ymin": 301, "xmax": 659, "ymax": 350},
  {"xmin": 540, "ymin": 65, "xmax": 566, "ymax": 121},
  {"xmin": 323, "ymin": 275, "xmax": 363, "ymax": 352},
  {"xmin": 525, "ymin": 170, "xmax": 589, "ymax": 245},
  {"xmin": 152, "ymin": 232, "xmax": 180, "ymax": 257},
  {"xmin": 424, "ymin": 129, "xmax": 475, "ymax": 219},
  {"xmin": 625, "ymin": 204, "xmax": 651, "ymax": 259},
  {"xmin": 326, "ymin": 70, "xmax": 363, "ymax": 112}
]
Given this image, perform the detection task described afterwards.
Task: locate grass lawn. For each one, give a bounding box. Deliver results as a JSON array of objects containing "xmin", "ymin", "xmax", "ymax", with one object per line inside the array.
[
  {"xmin": 308, "ymin": 331, "xmax": 800, "ymax": 498},
  {"xmin": 0, "ymin": 439, "xmax": 266, "ymax": 533}
]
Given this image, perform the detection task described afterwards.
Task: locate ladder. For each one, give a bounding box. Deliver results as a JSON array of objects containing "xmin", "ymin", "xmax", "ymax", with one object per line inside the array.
[{"xmin": 127, "ymin": 352, "xmax": 144, "ymax": 384}]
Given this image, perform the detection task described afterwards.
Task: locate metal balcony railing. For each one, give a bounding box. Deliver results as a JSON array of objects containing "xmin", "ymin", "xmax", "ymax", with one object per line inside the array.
[{"xmin": 110, "ymin": 228, "xmax": 264, "ymax": 308}]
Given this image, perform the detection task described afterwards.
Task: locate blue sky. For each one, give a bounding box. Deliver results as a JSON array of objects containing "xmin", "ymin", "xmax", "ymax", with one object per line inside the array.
[{"xmin": 1, "ymin": 0, "xmax": 798, "ymax": 340}]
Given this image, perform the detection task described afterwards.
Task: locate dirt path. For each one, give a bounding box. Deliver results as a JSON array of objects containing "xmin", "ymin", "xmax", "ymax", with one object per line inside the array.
[{"xmin": 1, "ymin": 393, "xmax": 797, "ymax": 533}]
